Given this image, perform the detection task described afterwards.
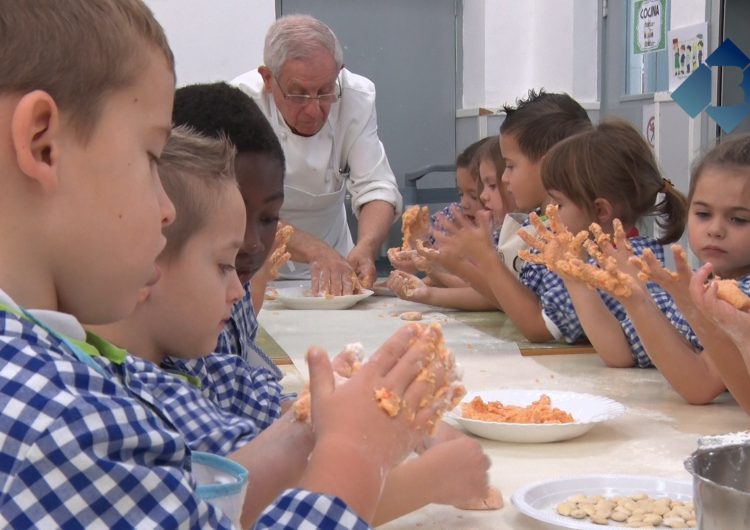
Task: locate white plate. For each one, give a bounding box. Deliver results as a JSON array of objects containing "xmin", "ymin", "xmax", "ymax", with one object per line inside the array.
[
  {"xmin": 275, "ymin": 287, "xmax": 373, "ymax": 310},
  {"xmin": 511, "ymin": 474, "xmax": 693, "ymax": 529},
  {"xmin": 448, "ymin": 389, "xmax": 625, "ymax": 443}
]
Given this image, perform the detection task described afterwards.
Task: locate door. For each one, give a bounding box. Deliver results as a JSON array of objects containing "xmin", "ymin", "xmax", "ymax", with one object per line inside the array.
[
  {"xmin": 276, "ymin": 0, "xmax": 458, "ymax": 253},
  {"xmin": 718, "ymin": 0, "xmax": 750, "ymax": 136}
]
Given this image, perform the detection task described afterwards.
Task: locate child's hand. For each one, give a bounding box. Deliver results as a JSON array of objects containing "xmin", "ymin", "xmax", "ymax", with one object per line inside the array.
[
  {"xmin": 432, "ymin": 207, "xmax": 494, "ymax": 264},
  {"xmin": 387, "ymin": 270, "xmax": 429, "ymax": 302},
  {"xmin": 580, "ymin": 220, "xmax": 644, "ymax": 299},
  {"xmin": 690, "ymin": 263, "xmax": 750, "ymax": 349},
  {"xmin": 387, "ymin": 247, "xmax": 420, "ymax": 274},
  {"xmin": 255, "ymin": 223, "xmax": 294, "ymax": 283},
  {"xmin": 630, "ymin": 244, "xmax": 690, "ymax": 303},
  {"xmin": 415, "ymin": 435, "xmax": 493, "ymax": 508},
  {"xmin": 306, "ymin": 324, "xmax": 463, "ymax": 473}
]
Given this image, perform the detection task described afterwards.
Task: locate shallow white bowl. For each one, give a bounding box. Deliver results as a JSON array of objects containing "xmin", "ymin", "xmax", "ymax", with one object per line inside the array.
[
  {"xmin": 449, "ymin": 389, "xmax": 625, "ymax": 443},
  {"xmin": 275, "ymin": 287, "xmax": 373, "ymax": 310},
  {"xmin": 512, "ymin": 474, "xmax": 692, "ymax": 529}
]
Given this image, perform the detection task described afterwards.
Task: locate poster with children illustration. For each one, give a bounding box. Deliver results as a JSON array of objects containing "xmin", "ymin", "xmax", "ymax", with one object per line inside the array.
[{"xmin": 668, "ymin": 22, "xmax": 708, "ymax": 92}]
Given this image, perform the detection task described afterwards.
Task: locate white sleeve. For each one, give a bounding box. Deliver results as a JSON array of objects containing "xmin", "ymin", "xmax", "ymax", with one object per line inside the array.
[{"xmin": 345, "ymin": 100, "xmax": 403, "ymax": 218}]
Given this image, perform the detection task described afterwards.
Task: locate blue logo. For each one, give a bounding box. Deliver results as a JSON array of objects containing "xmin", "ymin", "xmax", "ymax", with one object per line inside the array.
[{"xmin": 672, "ymin": 38, "xmax": 750, "ymax": 133}]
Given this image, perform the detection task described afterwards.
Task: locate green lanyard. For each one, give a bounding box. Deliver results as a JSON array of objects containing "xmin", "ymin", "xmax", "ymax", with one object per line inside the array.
[{"xmin": 0, "ymin": 302, "xmax": 125, "ymax": 371}]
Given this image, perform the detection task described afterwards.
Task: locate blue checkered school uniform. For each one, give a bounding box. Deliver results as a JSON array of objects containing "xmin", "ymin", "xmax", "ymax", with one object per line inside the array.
[
  {"xmin": 217, "ymin": 284, "xmax": 284, "ymax": 381},
  {"xmin": 520, "ymin": 231, "xmax": 666, "ymax": 347},
  {"xmin": 163, "ymin": 352, "xmax": 283, "ymax": 432},
  {"xmin": 0, "ymin": 292, "xmax": 370, "ymax": 529},
  {"xmin": 620, "ymin": 274, "xmax": 750, "ymax": 368},
  {"xmin": 0, "ymin": 298, "xmax": 233, "ymax": 528}
]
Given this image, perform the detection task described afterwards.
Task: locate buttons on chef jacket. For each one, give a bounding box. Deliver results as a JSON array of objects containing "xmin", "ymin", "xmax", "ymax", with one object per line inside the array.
[{"xmin": 279, "ymin": 131, "xmax": 287, "ymax": 140}]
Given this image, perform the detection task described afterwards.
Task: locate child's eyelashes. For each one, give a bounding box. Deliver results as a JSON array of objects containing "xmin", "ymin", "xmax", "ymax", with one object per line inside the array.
[
  {"xmin": 220, "ymin": 263, "xmax": 237, "ymax": 274},
  {"xmin": 731, "ymin": 217, "xmax": 749, "ymax": 225},
  {"xmin": 261, "ymin": 216, "xmax": 280, "ymax": 225}
]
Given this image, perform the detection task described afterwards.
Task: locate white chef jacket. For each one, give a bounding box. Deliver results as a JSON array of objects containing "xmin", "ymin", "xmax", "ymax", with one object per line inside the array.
[{"xmin": 231, "ymin": 68, "xmax": 403, "ymax": 279}]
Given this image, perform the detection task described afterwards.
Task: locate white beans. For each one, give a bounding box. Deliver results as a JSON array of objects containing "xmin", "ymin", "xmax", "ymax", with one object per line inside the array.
[{"xmin": 555, "ymin": 494, "xmax": 696, "ymax": 527}]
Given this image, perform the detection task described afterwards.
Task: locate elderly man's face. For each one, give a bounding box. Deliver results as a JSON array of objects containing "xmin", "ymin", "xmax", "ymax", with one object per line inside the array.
[{"xmin": 261, "ymin": 48, "xmax": 340, "ymax": 137}]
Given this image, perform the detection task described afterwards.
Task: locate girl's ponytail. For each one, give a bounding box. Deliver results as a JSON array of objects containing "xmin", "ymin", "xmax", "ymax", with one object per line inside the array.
[{"xmin": 652, "ymin": 179, "xmax": 688, "ymax": 245}]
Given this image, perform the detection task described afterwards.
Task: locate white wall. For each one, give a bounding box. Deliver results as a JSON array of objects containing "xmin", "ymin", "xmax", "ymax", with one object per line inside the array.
[
  {"xmin": 146, "ymin": 0, "xmax": 274, "ymax": 87},
  {"xmin": 463, "ymin": 0, "xmax": 598, "ymax": 109},
  {"xmin": 670, "ymin": 0, "xmax": 707, "ymax": 28}
]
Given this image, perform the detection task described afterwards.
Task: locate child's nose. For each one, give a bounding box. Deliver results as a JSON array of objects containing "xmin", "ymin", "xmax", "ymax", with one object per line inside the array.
[
  {"xmin": 158, "ymin": 181, "xmax": 176, "ymax": 226},
  {"xmin": 228, "ymin": 271, "xmax": 244, "ymax": 304}
]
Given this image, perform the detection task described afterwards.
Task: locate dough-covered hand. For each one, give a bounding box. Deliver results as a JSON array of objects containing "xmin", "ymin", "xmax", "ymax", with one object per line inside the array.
[
  {"xmin": 517, "ymin": 204, "xmax": 588, "ymax": 273},
  {"xmin": 347, "ymin": 246, "xmax": 376, "ymax": 289},
  {"xmin": 266, "ymin": 223, "xmax": 294, "ymax": 279},
  {"xmin": 387, "ymin": 270, "xmax": 429, "ymax": 302},
  {"xmin": 387, "ymin": 247, "xmax": 420, "ymax": 274},
  {"xmin": 400, "ymin": 205, "xmax": 431, "ymax": 250},
  {"xmin": 303, "ymin": 324, "xmax": 465, "ymax": 471},
  {"xmin": 310, "ymin": 252, "xmax": 360, "ymax": 296},
  {"xmin": 690, "ymin": 263, "xmax": 750, "ymax": 350},
  {"xmin": 629, "ymin": 244, "xmax": 689, "ymax": 301}
]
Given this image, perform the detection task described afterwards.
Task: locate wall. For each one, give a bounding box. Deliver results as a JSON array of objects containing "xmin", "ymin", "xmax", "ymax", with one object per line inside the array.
[
  {"xmin": 145, "ymin": 0, "xmax": 273, "ymax": 87},
  {"xmin": 462, "ymin": 0, "xmax": 598, "ymax": 110}
]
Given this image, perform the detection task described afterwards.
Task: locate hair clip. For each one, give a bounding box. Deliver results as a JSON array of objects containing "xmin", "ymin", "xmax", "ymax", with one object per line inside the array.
[{"xmin": 660, "ymin": 178, "xmax": 674, "ymax": 194}]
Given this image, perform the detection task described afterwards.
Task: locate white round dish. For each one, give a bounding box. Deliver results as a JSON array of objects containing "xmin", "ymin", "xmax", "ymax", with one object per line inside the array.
[
  {"xmin": 275, "ymin": 287, "xmax": 373, "ymax": 310},
  {"xmin": 511, "ymin": 474, "xmax": 693, "ymax": 529},
  {"xmin": 448, "ymin": 389, "xmax": 625, "ymax": 443}
]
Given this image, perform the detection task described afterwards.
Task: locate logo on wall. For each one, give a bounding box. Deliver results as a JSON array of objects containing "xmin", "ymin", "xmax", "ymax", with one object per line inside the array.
[{"xmin": 672, "ymin": 38, "xmax": 750, "ymax": 133}]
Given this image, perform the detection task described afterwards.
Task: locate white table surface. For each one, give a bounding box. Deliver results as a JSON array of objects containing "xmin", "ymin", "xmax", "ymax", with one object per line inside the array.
[{"xmin": 259, "ymin": 282, "xmax": 747, "ymax": 529}]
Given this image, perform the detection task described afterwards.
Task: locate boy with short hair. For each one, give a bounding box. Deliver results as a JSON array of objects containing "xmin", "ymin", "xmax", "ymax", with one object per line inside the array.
[
  {"xmin": 172, "ymin": 82, "xmax": 287, "ymax": 381},
  {"xmin": 423, "ymin": 89, "xmax": 593, "ymax": 343},
  {"xmin": 0, "ymin": 2, "xmax": 458, "ymax": 528}
]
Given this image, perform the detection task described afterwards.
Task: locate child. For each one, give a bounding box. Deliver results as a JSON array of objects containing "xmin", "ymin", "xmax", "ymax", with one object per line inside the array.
[
  {"xmin": 550, "ymin": 134, "xmax": 750, "ymax": 409},
  {"xmin": 388, "ymin": 137, "xmax": 517, "ymax": 310},
  {"xmin": 172, "ymin": 82, "xmax": 287, "ymax": 380},
  {"xmin": 413, "ymin": 90, "xmax": 592, "ymax": 340},
  {"xmin": 517, "ymin": 119, "xmax": 688, "ymax": 368},
  {"xmin": 388, "ymin": 137, "xmax": 489, "ymax": 282},
  {"xmin": 0, "ymin": 2, "xmax": 460, "ymax": 528}
]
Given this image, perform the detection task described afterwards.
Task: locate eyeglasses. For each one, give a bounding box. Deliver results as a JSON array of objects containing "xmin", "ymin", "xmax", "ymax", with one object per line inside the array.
[{"xmin": 274, "ymin": 76, "xmax": 341, "ymax": 106}]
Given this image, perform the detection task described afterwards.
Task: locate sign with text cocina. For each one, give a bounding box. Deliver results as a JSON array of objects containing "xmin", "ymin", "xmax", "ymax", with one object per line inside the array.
[{"xmin": 633, "ymin": 0, "xmax": 666, "ymax": 55}]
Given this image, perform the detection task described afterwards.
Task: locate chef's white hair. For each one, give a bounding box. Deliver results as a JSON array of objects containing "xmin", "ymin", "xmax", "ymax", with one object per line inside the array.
[{"xmin": 264, "ymin": 14, "xmax": 343, "ymax": 76}]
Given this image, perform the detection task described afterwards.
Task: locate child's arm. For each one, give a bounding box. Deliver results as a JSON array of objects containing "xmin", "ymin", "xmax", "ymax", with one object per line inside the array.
[
  {"xmin": 387, "ymin": 271, "xmax": 497, "ymax": 310},
  {"xmin": 432, "ymin": 212, "xmax": 552, "ymax": 341},
  {"xmin": 572, "ymin": 236, "xmax": 725, "ymax": 402},
  {"xmin": 231, "ymin": 410, "xmax": 314, "ymax": 528},
  {"xmin": 563, "ymin": 280, "xmax": 635, "ymax": 367},
  {"xmin": 686, "ymin": 263, "xmax": 750, "ymax": 412},
  {"xmin": 372, "ymin": 435, "xmax": 492, "ymax": 525},
  {"xmin": 628, "ymin": 247, "xmax": 727, "ymax": 403},
  {"xmin": 299, "ymin": 324, "xmax": 462, "ymax": 522}
]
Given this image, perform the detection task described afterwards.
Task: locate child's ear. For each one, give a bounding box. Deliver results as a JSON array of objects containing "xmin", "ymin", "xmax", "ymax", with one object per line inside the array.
[
  {"xmin": 136, "ymin": 286, "xmax": 151, "ymax": 304},
  {"xmin": 258, "ymin": 66, "xmax": 274, "ymax": 92},
  {"xmin": 11, "ymin": 90, "xmax": 61, "ymax": 193},
  {"xmin": 592, "ymin": 198, "xmax": 615, "ymax": 225}
]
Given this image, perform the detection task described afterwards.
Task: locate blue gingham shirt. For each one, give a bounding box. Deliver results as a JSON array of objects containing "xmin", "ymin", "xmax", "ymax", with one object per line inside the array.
[
  {"xmin": 217, "ymin": 284, "xmax": 284, "ymax": 381},
  {"xmin": 620, "ymin": 274, "xmax": 750, "ymax": 368},
  {"xmin": 162, "ymin": 353, "xmax": 283, "ymax": 433},
  {"xmin": 0, "ymin": 292, "xmax": 369, "ymax": 529},
  {"xmin": 520, "ymin": 233, "xmax": 666, "ymax": 347}
]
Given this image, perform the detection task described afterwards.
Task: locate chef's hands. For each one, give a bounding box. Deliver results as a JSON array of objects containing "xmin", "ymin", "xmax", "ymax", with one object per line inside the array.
[
  {"xmin": 310, "ymin": 250, "xmax": 358, "ymax": 296},
  {"xmin": 347, "ymin": 245, "xmax": 377, "ymax": 289}
]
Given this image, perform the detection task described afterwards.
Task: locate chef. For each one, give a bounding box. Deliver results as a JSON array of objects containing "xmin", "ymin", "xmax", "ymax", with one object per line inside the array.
[{"xmin": 232, "ymin": 14, "xmax": 402, "ymax": 295}]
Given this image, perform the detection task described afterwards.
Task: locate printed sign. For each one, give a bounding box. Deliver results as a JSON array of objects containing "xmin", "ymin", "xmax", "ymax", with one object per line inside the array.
[
  {"xmin": 633, "ymin": 0, "xmax": 666, "ymax": 55},
  {"xmin": 668, "ymin": 23, "xmax": 707, "ymax": 92}
]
